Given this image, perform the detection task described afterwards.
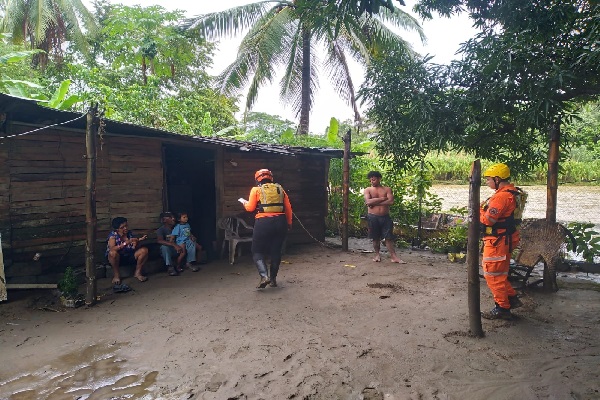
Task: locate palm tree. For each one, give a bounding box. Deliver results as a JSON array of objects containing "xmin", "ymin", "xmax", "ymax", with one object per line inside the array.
[
  {"xmin": 0, "ymin": 0, "xmax": 97, "ymax": 68},
  {"xmin": 185, "ymin": 0, "xmax": 424, "ymax": 135}
]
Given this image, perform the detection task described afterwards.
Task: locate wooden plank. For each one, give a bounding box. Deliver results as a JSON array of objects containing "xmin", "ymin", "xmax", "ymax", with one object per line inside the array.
[
  {"xmin": 10, "ymin": 172, "xmax": 86, "ymax": 183},
  {"xmin": 10, "ymin": 187, "xmax": 87, "ymax": 202},
  {"xmin": 12, "ymin": 130, "xmax": 85, "ymax": 143},
  {"xmin": 9, "ymin": 179, "xmax": 87, "ymax": 189},
  {"xmin": 11, "ymin": 235, "xmax": 87, "ymax": 247},
  {"xmin": 6, "ymin": 283, "xmax": 57, "ymax": 289}
]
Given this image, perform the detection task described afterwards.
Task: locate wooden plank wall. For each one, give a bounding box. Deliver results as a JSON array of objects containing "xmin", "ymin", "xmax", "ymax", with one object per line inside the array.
[
  {"xmin": 0, "ymin": 121, "xmax": 331, "ymax": 282},
  {"xmin": 221, "ymin": 150, "xmax": 329, "ymax": 245},
  {"xmin": 97, "ymin": 136, "xmax": 163, "ymax": 242},
  {"xmin": 3, "ymin": 124, "xmax": 164, "ymax": 284}
]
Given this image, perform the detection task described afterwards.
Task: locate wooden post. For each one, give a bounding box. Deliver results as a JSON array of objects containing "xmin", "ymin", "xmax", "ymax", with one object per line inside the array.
[
  {"xmin": 341, "ymin": 129, "xmax": 351, "ymax": 251},
  {"xmin": 546, "ymin": 121, "xmax": 560, "ymax": 223},
  {"xmin": 0, "ymin": 233, "xmax": 6, "ymax": 302},
  {"xmin": 467, "ymin": 160, "xmax": 484, "ymax": 337},
  {"xmin": 544, "ymin": 120, "xmax": 560, "ymax": 291},
  {"xmin": 85, "ymin": 105, "xmax": 99, "ymax": 306}
]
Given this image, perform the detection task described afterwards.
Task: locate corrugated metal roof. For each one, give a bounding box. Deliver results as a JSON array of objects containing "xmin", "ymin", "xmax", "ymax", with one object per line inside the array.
[{"xmin": 0, "ymin": 93, "xmax": 344, "ymax": 158}]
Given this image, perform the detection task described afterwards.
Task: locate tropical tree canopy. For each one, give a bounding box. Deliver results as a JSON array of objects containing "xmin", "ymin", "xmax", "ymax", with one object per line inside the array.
[
  {"xmin": 184, "ymin": 0, "xmax": 425, "ymax": 135},
  {"xmin": 50, "ymin": 3, "xmax": 238, "ymax": 134},
  {"xmin": 0, "ymin": 0, "xmax": 98, "ymax": 67},
  {"xmin": 361, "ymin": 0, "xmax": 600, "ymax": 174}
]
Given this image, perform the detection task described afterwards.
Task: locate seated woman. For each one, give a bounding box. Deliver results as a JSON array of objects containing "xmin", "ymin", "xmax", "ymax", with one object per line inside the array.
[{"xmin": 106, "ymin": 216, "xmax": 149, "ymax": 284}]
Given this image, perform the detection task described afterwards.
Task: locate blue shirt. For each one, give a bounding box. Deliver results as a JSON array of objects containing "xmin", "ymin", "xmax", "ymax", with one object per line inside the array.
[{"xmin": 171, "ymin": 223, "xmax": 192, "ymax": 245}]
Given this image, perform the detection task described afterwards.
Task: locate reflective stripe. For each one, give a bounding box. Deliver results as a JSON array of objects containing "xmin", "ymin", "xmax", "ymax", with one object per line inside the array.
[
  {"xmin": 483, "ymin": 255, "xmax": 506, "ymax": 262},
  {"xmin": 484, "ymin": 271, "xmax": 508, "ymax": 276}
]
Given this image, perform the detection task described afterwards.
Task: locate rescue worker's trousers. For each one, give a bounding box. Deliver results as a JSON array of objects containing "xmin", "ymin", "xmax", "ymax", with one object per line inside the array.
[
  {"xmin": 481, "ymin": 233, "xmax": 519, "ymax": 309},
  {"xmin": 252, "ymin": 214, "xmax": 287, "ymax": 279}
]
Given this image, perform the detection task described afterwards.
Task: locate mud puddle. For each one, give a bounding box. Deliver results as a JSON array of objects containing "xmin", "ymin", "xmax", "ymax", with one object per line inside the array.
[{"xmin": 0, "ymin": 342, "xmax": 157, "ymax": 399}]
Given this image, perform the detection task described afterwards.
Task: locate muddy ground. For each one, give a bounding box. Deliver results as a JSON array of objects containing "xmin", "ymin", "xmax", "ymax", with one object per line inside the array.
[{"xmin": 1, "ymin": 238, "xmax": 599, "ymax": 400}]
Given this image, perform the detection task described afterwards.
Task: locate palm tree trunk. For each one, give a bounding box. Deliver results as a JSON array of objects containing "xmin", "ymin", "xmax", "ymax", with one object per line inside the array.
[
  {"xmin": 142, "ymin": 56, "xmax": 148, "ymax": 85},
  {"xmin": 298, "ymin": 28, "xmax": 311, "ymax": 135}
]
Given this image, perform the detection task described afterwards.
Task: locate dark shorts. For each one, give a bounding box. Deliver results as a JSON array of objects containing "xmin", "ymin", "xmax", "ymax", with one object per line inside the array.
[
  {"xmin": 106, "ymin": 250, "xmax": 136, "ymax": 265},
  {"xmin": 367, "ymin": 214, "xmax": 394, "ymax": 241}
]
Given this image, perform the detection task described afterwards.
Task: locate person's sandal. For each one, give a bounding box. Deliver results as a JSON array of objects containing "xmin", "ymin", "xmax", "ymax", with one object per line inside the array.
[{"xmin": 113, "ymin": 283, "xmax": 132, "ymax": 293}]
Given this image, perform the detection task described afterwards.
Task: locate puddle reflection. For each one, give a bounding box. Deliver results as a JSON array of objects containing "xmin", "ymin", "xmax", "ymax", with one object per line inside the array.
[{"xmin": 0, "ymin": 343, "xmax": 158, "ymax": 399}]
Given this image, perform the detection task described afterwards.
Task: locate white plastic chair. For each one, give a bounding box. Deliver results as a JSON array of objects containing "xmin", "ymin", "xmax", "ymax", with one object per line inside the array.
[{"xmin": 218, "ymin": 216, "xmax": 254, "ymax": 264}]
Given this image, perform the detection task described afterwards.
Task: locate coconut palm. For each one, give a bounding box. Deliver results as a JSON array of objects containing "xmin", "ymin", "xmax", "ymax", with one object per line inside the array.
[
  {"xmin": 0, "ymin": 0, "xmax": 97, "ymax": 68},
  {"xmin": 184, "ymin": 0, "xmax": 424, "ymax": 134}
]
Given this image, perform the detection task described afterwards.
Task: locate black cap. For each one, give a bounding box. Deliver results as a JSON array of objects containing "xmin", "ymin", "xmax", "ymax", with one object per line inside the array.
[{"xmin": 160, "ymin": 211, "xmax": 174, "ymax": 218}]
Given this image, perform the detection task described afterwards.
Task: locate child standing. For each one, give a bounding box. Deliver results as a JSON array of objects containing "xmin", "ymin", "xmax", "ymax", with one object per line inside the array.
[{"xmin": 171, "ymin": 212, "xmax": 202, "ymax": 272}]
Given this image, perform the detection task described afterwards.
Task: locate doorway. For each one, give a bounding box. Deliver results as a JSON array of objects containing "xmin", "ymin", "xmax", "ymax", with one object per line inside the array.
[{"xmin": 163, "ymin": 144, "xmax": 217, "ymax": 260}]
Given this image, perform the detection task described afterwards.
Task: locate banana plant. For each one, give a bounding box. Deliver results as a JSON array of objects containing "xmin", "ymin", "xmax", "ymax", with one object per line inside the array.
[{"xmin": 0, "ymin": 49, "xmax": 80, "ymax": 110}]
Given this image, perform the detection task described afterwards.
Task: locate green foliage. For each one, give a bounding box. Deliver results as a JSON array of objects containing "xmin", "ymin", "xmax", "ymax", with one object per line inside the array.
[
  {"xmin": 423, "ymin": 150, "xmax": 600, "ymax": 185},
  {"xmin": 1, "ymin": 0, "xmax": 98, "ymax": 67},
  {"xmin": 424, "ymin": 223, "xmax": 468, "ymax": 254},
  {"xmin": 58, "ymin": 267, "xmax": 79, "ymax": 298},
  {"xmin": 564, "ymin": 101, "xmax": 600, "ymax": 161},
  {"xmin": 50, "ymin": 3, "xmax": 238, "ymax": 134},
  {"xmin": 237, "ymin": 112, "xmax": 298, "ymax": 143},
  {"xmin": 566, "ymin": 222, "xmax": 600, "ymax": 264},
  {"xmin": 0, "ymin": 37, "xmax": 81, "ymax": 109},
  {"xmin": 364, "ymin": 0, "xmax": 600, "ymax": 175},
  {"xmin": 327, "ymin": 151, "xmax": 443, "ymax": 237}
]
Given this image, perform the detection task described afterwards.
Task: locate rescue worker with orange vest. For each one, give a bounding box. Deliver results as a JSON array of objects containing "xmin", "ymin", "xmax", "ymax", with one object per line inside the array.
[
  {"xmin": 480, "ymin": 163, "xmax": 524, "ymax": 320},
  {"xmin": 239, "ymin": 169, "xmax": 293, "ymax": 288}
]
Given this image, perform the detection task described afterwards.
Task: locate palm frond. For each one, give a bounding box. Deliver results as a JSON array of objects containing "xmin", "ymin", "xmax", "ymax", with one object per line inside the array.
[
  {"xmin": 374, "ymin": 6, "xmax": 426, "ymax": 44},
  {"xmin": 215, "ymin": 6, "xmax": 292, "ymax": 111},
  {"xmin": 279, "ymin": 25, "xmax": 304, "ymax": 109},
  {"xmin": 323, "ymin": 40, "xmax": 360, "ymax": 122},
  {"xmin": 183, "ymin": 1, "xmax": 281, "ymax": 41}
]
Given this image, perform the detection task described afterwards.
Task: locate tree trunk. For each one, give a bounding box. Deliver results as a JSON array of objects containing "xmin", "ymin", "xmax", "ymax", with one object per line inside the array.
[
  {"xmin": 544, "ymin": 120, "xmax": 560, "ymax": 291},
  {"xmin": 142, "ymin": 56, "xmax": 148, "ymax": 85},
  {"xmin": 298, "ymin": 28, "xmax": 311, "ymax": 135},
  {"xmin": 468, "ymin": 160, "xmax": 484, "ymax": 337}
]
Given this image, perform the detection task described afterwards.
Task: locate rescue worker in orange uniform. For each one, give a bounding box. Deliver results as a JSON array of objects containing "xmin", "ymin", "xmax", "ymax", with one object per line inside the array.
[
  {"xmin": 239, "ymin": 169, "xmax": 293, "ymax": 288},
  {"xmin": 480, "ymin": 163, "xmax": 523, "ymax": 320}
]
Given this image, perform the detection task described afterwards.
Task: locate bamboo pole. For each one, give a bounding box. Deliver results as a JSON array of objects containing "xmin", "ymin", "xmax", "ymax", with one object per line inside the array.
[
  {"xmin": 85, "ymin": 105, "xmax": 99, "ymax": 306},
  {"xmin": 467, "ymin": 160, "xmax": 484, "ymax": 337},
  {"xmin": 341, "ymin": 129, "xmax": 351, "ymax": 251}
]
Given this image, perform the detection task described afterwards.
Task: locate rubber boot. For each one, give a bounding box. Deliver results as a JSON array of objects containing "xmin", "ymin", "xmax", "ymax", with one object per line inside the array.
[
  {"xmin": 269, "ymin": 265, "xmax": 278, "ymax": 287},
  {"xmin": 255, "ymin": 259, "xmax": 270, "ymax": 288}
]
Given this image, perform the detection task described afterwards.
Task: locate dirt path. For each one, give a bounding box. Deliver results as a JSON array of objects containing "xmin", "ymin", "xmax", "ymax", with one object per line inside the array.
[{"xmin": 1, "ymin": 239, "xmax": 599, "ymax": 399}]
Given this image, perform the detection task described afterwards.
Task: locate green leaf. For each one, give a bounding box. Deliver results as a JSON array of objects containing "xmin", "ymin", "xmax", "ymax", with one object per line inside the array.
[
  {"xmin": 47, "ymin": 80, "xmax": 72, "ymax": 108},
  {"xmin": 327, "ymin": 117, "xmax": 339, "ymax": 144}
]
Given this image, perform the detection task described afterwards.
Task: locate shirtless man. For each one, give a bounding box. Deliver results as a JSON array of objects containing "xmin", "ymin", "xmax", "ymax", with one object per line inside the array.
[{"xmin": 363, "ymin": 171, "xmax": 405, "ymax": 263}]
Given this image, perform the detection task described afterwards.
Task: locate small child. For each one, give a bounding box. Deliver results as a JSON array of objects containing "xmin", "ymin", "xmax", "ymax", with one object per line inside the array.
[{"xmin": 171, "ymin": 212, "xmax": 203, "ymax": 272}]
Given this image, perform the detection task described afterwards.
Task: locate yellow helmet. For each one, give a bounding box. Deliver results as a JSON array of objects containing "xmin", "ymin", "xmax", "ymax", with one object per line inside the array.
[{"xmin": 484, "ymin": 163, "xmax": 510, "ymax": 179}]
